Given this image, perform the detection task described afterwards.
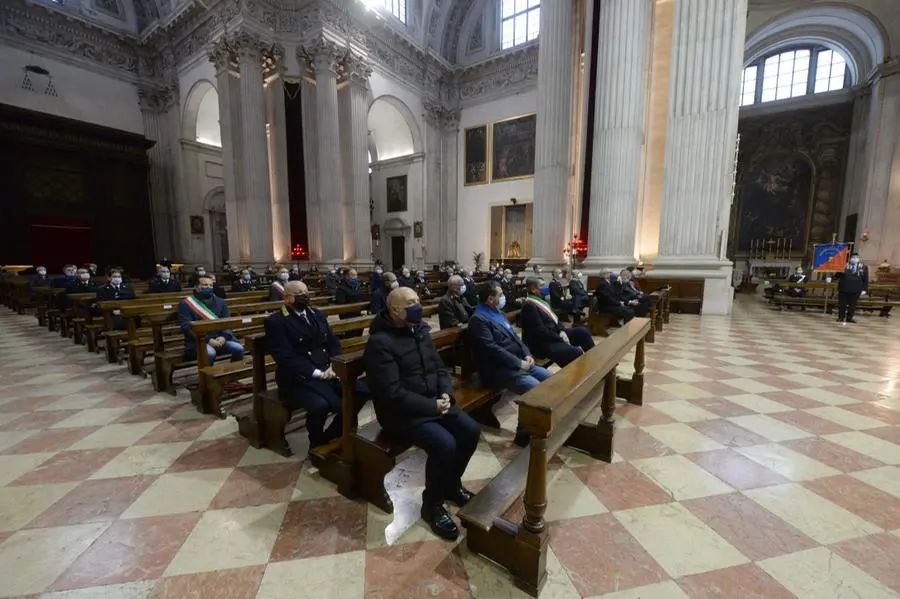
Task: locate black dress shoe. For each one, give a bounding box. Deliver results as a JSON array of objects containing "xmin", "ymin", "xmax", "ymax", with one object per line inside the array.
[
  {"xmin": 447, "ymin": 487, "xmax": 474, "ymax": 507},
  {"xmin": 514, "ymin": 430, "xmax": 530, "ymax": 448},
  {"xmin": 847, "ymin": 319, "xmax": 857, "ymax": 323},
  {"xmin": 421, "ymin": 504, "xmax": 459, "ymax": 541}
]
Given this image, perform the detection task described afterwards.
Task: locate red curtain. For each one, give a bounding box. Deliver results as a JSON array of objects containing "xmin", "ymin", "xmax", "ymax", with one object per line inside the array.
[{"xmin": 31, "ymin": 217, "xmax": 92, "ymax": 270}]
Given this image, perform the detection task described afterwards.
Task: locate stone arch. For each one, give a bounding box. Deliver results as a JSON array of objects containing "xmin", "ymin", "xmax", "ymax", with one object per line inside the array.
[
  {"xmin": 202, "ymin": 186, "xmax": 226, "ymax": 212},
  {"xmin": 744, "ymin": 3, "xmax": 889, "ymax": 83},
  {"xmin": 367, "ymin": 95, "xmax": 423, "ymax": 160},
  {"xmin": 181, "ymin": 79, "xmax": 221, "ymax": 147}
]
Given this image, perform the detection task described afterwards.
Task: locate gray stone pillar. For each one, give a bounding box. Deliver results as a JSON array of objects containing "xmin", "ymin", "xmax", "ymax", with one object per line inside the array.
[
  {"xmin": 264, "ymin": 46, "xmax": 292, "ymax": 263},
  {"xmin": 531, "ymin": 0, "xmax": 575, "ymax": 265},
  {"xmin": 300, "ymin": 79, "xmax": 322, "ymax": 263},
  {"xmin": 585, "ymin": 0, "xmax": 653, "ymax": 270},
  {"xmin": 138, "ymin": 84, "xmax": 179, "ymax": 261},
  {"xmin": 340, "ymin": 53, "xmax": 373, "ymax": 264},
  {"xmin": 424, "ymin": 102, "xmax": 460, "ymax": 266}
]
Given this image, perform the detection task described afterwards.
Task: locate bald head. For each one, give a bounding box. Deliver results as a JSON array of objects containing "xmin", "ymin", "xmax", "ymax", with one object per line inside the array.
[{"xmin": 387, "ymin": 286, "xmax": 419, "ymax": 325}]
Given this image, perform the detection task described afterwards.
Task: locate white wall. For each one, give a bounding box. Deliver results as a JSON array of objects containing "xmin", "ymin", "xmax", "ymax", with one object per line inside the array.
[
  {"xmin": 180, "ymin": 141, "xmax": 224, "ymax": 263},
  {"xmin": 456, "ymin": 89, "xmax": 536, "ymax": 266},
  {"xmin": 371, "ymin": 155, "xmax": 425, "ymax": 269},
  {"xmin": 0, "ymin": 45, "xmax": 142, "ymax": 133}
]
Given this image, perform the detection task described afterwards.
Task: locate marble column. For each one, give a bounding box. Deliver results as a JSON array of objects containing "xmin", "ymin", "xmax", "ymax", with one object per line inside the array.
[
  {"xmin": 235, "ymin": 32, "xmax": 274, "ymax": 263},
  {"xmin": 138, "ymin": 85, "xmax": 179, "ymax": 260},
  {"xmin": 308, "ymin": 39, "xmax": 345, "ymax": 264},
  {"xmin": 857, "ymin": 60, "xmax": 900, "ymax": 264},
  {"xmin": 531, "ymin": 0, "xmax": 575, "ymax": 265},
  {"xmin": 442, "ymin": 110, "xmax": 460, "ymax": 263},
  {"xmin": 424, "ymin": 103, "xmax": 461, "ymax": 266},
  {"xmin": 300, "ymin": 79, "xmax": 322, "ymax": 263},
  {"xmin": 584, "ymin": 0, "xmax": 653, "ymax": 270},
  {"xmin": 209, "ymin": 41, "xmax": 247, "ymax": 262},
  {"xmin": 339, "ymin": 53, "xmax": 373, "ymax": 264},
  {"xmin": 264, "ymin": 47, "xmax": 292, "ymax": 263},
  {"xmin": 653, "ymin": 0, "xmax": 747, "ymax": 314}
]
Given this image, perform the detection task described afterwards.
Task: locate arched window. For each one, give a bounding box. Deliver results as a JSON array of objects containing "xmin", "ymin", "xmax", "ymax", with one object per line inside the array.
[
  {"xmin": 501, "ymin": 0, "xmax": 540, "ymax": 50},
  {"xmin": 740, "ymin": 46, "xmax": 850, "ymax": 107}
]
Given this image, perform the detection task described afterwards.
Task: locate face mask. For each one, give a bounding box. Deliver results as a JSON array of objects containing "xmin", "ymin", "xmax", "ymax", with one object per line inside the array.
[
  {"xmin": 329, "ymin": 269, "xmax": 336, "ymax": 275},
  {"xmin": 850, "ymin": 257, "xmax": 860, "ymax": 265},
  {"xmin": 350, "ymin": 277, "xmax": 358, "ymax": 284},
  {"xmin": 402, "ymin": 271, "xmax": 410, "ymax": 277},
  {"xmin": 65, "ymin": 272, "xmax": 76, "ymax": 278},
  {"xmin": 292, "ymin": 294, "xmax": 310, "ymax": 311},
  {"xmin": 111, "ymin": 277, "xmax": 122, "ymax": 286},
  {"xmin": 539, "ymin": 285, "xmax": 550, "ymax": 297},
  {"xmin": 280, "ymin": 273, "xmax": 289, "ymax": 281},
  {"xmin": 610, "ymin": 273, "xmax": 617, "ymax": 281},
  {"xmin": 375, "ymin": 268, "xmax": 383, "ymax": 274},
  {"xmin": 498, "ymin": 295, "xmax": 507, "ymax": 310},
  {"xmin": 79, "ymin": 273, "xmax": 90, "ymax": 281},
  {"xmin": 199, "ymin": 288, "xmax": 214, "ymax": 299},
  {"xmin": 37, "ymin": 269, "xmax": 46, "ymax": 276},
  {"xmin": 242, "ymin": 274, "xmax": 251, "ymax": 282},
  {"xmin": 404, "ymin": 303, "xmax": 423, "ymax": 325},
  {"xmin": 161, "ymin": 274, "xmax": 170, "ymax": 281},
  {"xmin": 197, "ymin": 270, "xmax": 206, "ymax": 276},
  {"xmin": 390, "ymin": 281, "xmax": 399, "ymax": 290},
  {"xmin": 459, "ymin": 284, "xmax": 467, "ymax": 296}
]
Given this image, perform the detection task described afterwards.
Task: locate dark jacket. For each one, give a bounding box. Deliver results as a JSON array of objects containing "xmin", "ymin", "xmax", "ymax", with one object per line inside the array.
[
  {"xmin": 438, "ymin": 292, "xmax": 472, "ymax": 329},
  {"xmin": 53, "ymin": 275, "xmax": 77, "ymax": 288},
  {"xmin": 520, "ymin": 299, "xmax": 564, "ymax": 359},
  {"xmin": 325, "ymin": 273, "xmax": 341, "ymax": 294},
  {"xmin": 148, "ymin": 277, "xmax": 181, "ymax": 293},
  {"xmin": 231, "ymin": 280, "xmax": 257, "ymax": 292},
  {"xmin": 593, "ymin": 279, "xmax": 623, "ymax": 311},
  {"xmin": 177, "ymin": 293, "xmax": 234, "ymax": 353},
  {"xmin": 549, "ymin": 280, "xmax": 567, "ymax": 309},
  {"xmin": 268, "ymin": 281, "xmax": 286, "ymax": 301},
  {"xmin": 336, "ymin": 280, "xmax": 363, "ymax": 304},
  {"xmin": 265, "ymin": 305, "xmax": 341, "ymax": 396},
  {"xmin": 96, "ymin": 284, "xmax": 136, "ymax": 302},
  {"xmin": 213, "ymin": 284, "xmax": 227, "ymax": 299},
  {"xmin": 31, "ymin": 274, "xmax": 52, "ymax": 288},
  {"xmin": 462, "ymin": 277, "xmax": 478, "ymax": 307},
  {"xmin": 569, "ymin": 278, "xmax": 589, "ymax": 301},
  {"xmin": 364, "ymin": 313, "xmax": 457, "ymax": 433},
  {"xmin": 468, "ymin": 308, "xmax": 530, "ymax": 388},
  {"xmin": 370, "ymin": 285, "xmax": 389, "ymax": 315},
  {"xmin": 370, "ymin": 272, "xmax": 383, "ymax": 291},
  {"xmin": 397, "ymin": 274, "xmax": 414, "ymax": 289},
  {"xmin": 62, "ymin": 279, "xmax": 97, "ymax": 308},
  {"xmin": 836, "ymin": 264, "xmax": 869, "ymax": 294}
]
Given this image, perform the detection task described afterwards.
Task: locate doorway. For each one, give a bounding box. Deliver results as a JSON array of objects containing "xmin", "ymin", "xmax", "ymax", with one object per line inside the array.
[
  {"xmin": 210, "ymin": 210, "xmax": 228, "ymax": 269},
  {"xmin": 391, "ymin": 236, "xmax": 405, "ymax": 271}
]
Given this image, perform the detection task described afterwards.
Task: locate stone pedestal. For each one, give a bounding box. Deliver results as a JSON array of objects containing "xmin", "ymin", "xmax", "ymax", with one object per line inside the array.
[{"xmin": 584, "ymin": 0, "xmax": 653, "ymax": 271}]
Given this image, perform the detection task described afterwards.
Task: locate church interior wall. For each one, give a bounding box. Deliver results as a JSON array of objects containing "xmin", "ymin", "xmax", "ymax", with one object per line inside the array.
[
  {"xmin": 179, "ymin": 141, "xmax": 224, "ymax": 265},
  {"xmin": 371, "ymin": 155, "xmax": 425, "ymax": 269},
  {"xmin": 456, "ymin": 88, "xmax": 536, "ymax": 268},
  {"xmin": 0, "ymin": 45, "xmax": 143, "ymax": 135}
]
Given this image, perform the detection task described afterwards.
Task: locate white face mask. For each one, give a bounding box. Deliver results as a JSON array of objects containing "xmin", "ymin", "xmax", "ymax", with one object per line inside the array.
[
  {"xmin": 161, "ymin": 273, "xmax": 170, "ymax": 280},
  {"xmin": 111, "ymin": 277, "xmax": 122, "ymax": 286},
  {"xmin": 402, "ymin": 271, "xmax": 410, "ymax": 277},
  {"xmin": 197, "ymin": 270, "xmax": 206, "ymax": 276},
  {"xmin": 459, "ymin": 284, "xmax": 467, "ymax": 296},
  {"xmin": 37, "ymin": 269, "xmax": 46, "ymax": 276},
  {"xmin": 390, "ymin": 281, "xmax": 399, "ymax": 290},
  {"xmin": 279, "ymin": 273, "xmax": 289, "ymax": 281},
  {"xmin": 375, "ymin": 268, "xmax": 383, "ymax": 274},
  {"xmin": 79, "ymin": 273, "xmax": 90, "ymax": 281},
  {"xmin": 850, "ymin": 257, "xmax": 860, "ymax": 265}
]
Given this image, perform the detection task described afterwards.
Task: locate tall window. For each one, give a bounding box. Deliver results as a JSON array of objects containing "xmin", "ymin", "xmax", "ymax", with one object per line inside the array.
[
  {"xmin": 377, "ymin": 0, "xmax": 405, "ymax": 24},
  {"xmin": 501, "ymin": 0, "xmax": 540, "ymax": 50},
  {"xmin": 740, "ymin": 46, "xmax": 850, "ymax": 107}
]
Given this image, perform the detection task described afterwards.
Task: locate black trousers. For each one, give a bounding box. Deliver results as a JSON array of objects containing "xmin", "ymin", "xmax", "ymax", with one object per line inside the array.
[
  {"xmin": 288, "ymin": 379, "xmax": 369, "ymax": 447},
  {"xmin": 596, "ymin": 305, "xmax": 635, "ymax": 323},
  {"xmin": 539, "ymin": 326, "xmax": 596, "ymax": 368},
  {"xmin": 393, "ymin": 412, "xmax": 481, "ymax": 507},
  {"xmin": 628, "ymin": 296, "xmax": 652, "ymax": 317},
  {"xmin": 838, "ymin": 292, "xmax": 860, "ymax": 321}
]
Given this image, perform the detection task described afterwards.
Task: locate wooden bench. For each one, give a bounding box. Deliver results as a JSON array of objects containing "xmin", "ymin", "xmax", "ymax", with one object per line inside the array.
[{"xmin": 458, "ymin": 318, "xmax": 651, "ymax": 596}]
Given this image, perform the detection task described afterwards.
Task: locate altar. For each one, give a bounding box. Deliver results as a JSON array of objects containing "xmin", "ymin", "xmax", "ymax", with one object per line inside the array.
[{"xmin": 748, "ymin": 259, "xmax": 801, "ymax": 280}]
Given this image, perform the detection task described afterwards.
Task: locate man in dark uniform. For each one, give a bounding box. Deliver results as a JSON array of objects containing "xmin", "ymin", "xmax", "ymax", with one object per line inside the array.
[
  {"xmin": 177, "ymin": 277, "xmax": 244, "ymax": 363},
  {"xmin": 61, "ymin": 267, "xmax": 97, "ymax": 310},
  {"xmin": 96, "ymin": 269, "xmax": 136, "ymax": 330},
  {"xmin": 265, "ymin": 281, "xmax": 365, "ymax": 450},
  {"xmin": 549, "ymin": 269, "xmax": 574, "ymax": 313},
  {"xmin": 569, "ymin": 270, "xmax": 590, "ymax": 316},
  {"xmin": 397, "ymin": 267, "xmax": 414, "ymax": 289},
  {"xmin": 188, "ymin": 265, "xmax": 208, "ymax": 287},
  {"xmin": 336, "ymin": 269, "xmax": 364, "ymax": 333},
  {"xmin": 438, "ymin": 275, "xmax": 473, "ymax": 329},
  {"xmin": 370, "ymin": 265, "xmax": 384, "ymax": 292},
  {"xmin": 31, "ymin": 266, "xmax": 52, "ymax": 288},
  {"xmin": 521, "ymin": 278, "xmax": 594, "ymax": 367},
  {"xmin": 370, "ymin": 272, "xmax": 397, "ymax": 315},
  {"xmin": 325, "ymin": 267, "xmax": 342, "ymax": 295},
  {"xmin": 53, "ymin": 264, "xmax": 77, "ymax": 288},
  {"xmin": 593, "ymin": 271, "xmax": 634, "ymax": 323},
  {"xmin": 836, "ymin": 252, "xmax": 869, "ymax": 323},
  {"xmin": 460, "ymin": 269, "xmax": 478, "ymax": 308},
  {"xmin": 618, "ymin": 269, "xmax": 651, "ymax": 317},
  {"xmin": 268, "ymin": 267, "xmax": 290, "ymax": 301},
  {"xmin": 231, "ymin": 269, "xmax": 257, "ymax": 292},
  {"xmin": 289, "ymin": 265, "xmax": 302, "ymax": 281},
  {"xmin": 149, "ymin": 267, "xmax": 181, "ymax": 293}
]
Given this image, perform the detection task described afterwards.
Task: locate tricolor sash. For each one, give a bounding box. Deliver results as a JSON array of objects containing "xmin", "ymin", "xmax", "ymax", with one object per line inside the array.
[
  {"xmin": 272, "ymin": 281, "xmax": 285, "ymax": 296},
  {"xmin": 183, "ymin": 295, "xmax": 219, "ymax": 320},
  {"xmin": 526, "ymin": 295, "xmax": 558, "ymax": 324}
]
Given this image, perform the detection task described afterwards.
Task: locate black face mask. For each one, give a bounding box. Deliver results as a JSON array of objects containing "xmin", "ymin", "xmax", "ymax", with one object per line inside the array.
[{"xmin": 292, "ymin": 295, "xmax": 310, "ymax": 311}]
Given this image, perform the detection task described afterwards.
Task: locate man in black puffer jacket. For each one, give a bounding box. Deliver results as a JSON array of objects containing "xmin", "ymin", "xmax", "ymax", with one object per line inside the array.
[{"xmin": 363, "ymin": 286, "xmax": 480, "ymax": 541}]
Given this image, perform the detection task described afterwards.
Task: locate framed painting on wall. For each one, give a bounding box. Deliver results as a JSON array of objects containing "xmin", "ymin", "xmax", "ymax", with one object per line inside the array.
[
  {"xmin": 464, "ymin": 125, "xmax": 488, "ymax": 185},
  {"xmin": 491, "ymin": 113, "xmax": 536, "ymax": 182},
  {"xmin": 386, "ymin": 175, "xmax": 408, "ymax": 213}
]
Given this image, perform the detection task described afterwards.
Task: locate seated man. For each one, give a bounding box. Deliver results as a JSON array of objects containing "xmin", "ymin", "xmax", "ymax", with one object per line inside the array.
[
  {"xmin": 289, "ymin": 265, "xmax": 302, "ymax": 281},
  {"xmin": 325, "ymin": 267, "xmax": 341, "ymax": 295},
  {"xmin": 438, "ymin": 275, "xmax": 473, "ymax": 329},
  {"xmin": 209, "ymin": 274, "xmax": 227, "ymax": 299},
  {"xmin": 593, "ymin": 272, "xmax": 634, "ymax": 324},
  {"xmin": 148, "ymin": 266, "xmax": 181, "ymax": 293},
  {"xmin": 31, "ymin": 266, "xmax": 51, "ymax": 288},
  {"xmin": 53, "ymin": 264, "xmax": 77, "ymax": 288},
  {"xmin": 370, "ymin": 265, "xmax": 384, "ymax": 292},
  {"xmin": 268, "ymin": 267, "xmax": 291, "ymax": 301},
  {"xmin": 786, "ymin": 266, "xmax": 807, "ymax": 298},
  {"xmin": 266, "ymin": 281, "xmax": 365, "ymax": 450},
  {"xmin": 521, "ymin": 278, "xmax": 594, "ymax": 367},
  {"xmin": 336, "ymin": 269, "xmax": 364, "ymax": 306},
  {"xmin": 469, "ymin": 281, "xmax": 552, "ymax": 447},
  {"xmin": 231, "ymin": 269, "xmax": 257, "ymax": 292},
  {"xmin": 398, "ymin": 267, "xmax": 414, "ymax": 289},
  {"xmin": 188, "ymin": 265, "xmax": 208, "ymax": 287},
  {"xmin": 86, "ymin": 263, "xmax": 99, "ymax": 278},
  {"xmin": 370, "ymin": 271, "xmax": 398, "ymax": 315},
  {"xmin": 96, "ymin": 269, "xmax": 136, "ymax": 330},
  {"xmin": 569, "ymin": 270, "xmax": 590, "ymax": 314},
  {"xmin": 618, "ymin": 269, "xmax": 651, "ymax": 317},
  {"xmin": 549, "ymin": 269, "xmax": 574, "ymax": 313},
  {"xmin": 177, "ymin": 277, "xmax": 244, "ymax": 364},
  {"xmin": 460, "ymin": 269, "xmax": 478, "ymax": 308},
  {"xmin": 364, "ymin": 286, "xmax": 480, "ymax": 541}
]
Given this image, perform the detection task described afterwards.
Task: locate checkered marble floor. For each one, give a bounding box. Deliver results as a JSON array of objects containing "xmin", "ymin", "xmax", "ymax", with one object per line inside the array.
[{"xmin": 0, "ymin": 297, "xmax": 899, "ymax": 598}]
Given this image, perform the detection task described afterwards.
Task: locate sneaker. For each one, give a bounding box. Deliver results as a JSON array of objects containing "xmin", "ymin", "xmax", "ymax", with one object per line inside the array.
[
  {"xmin": 447, "ymin": 487, "xmax": 474, "ymax": 507},
  {"xmin": 421, "ymin": 504, "xmax": 459, "ymax": 541}
]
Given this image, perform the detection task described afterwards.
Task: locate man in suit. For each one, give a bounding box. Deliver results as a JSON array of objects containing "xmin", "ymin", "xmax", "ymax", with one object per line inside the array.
[
  {"xmin": 469, "ymin": 281, "xmax": 552, "ymax": 446},
  {"xmin": 618, "ymin": 269, "xmax": 651, "ymax": 317},
  {"xmin": 593, "ymin": 272, "xmax": 634, "ymax": 324},
  {"xmin": 148, "ymin": 267, "xmax": 181, "ymax": 293},
  {"xmin": 364, "ymin": 286, "xmax": 480, "ymax": 540},
  {"xmin": 265, "ymin": 281, "xmax": 365, "ymax": 450},
  {"xmin": 231, "ymin": 269, "xmax": 257, "ymax": 292},
  {"xmin": 188, "ymin": 265, "xmax": 208, "ymax": 287},
  {"xmin": 438, "ymin": 275, "xmax": 473, "ymax": 329},
  {"xmin": 96, "ymin": 269, "xmax": 136, "ymax": 330},
  {"xmin": 268, "ymin": 267, "xmax": 290, "ymax": 301},
  {"xmin": 836, "ymin": 252, "xmax": 869, "ymax": 323},
  {"xmin": 177, "ymin": 277, "xmax": 244, "ymax": 363},
  {"xmin": 325, "ymin": 267, "xmax": 342, "ymax": 295},
  {"xmin": 289, "ymin": 265, "xmax": 303, "ymax": 281},
  {"xmin": 398, "ymin": 267, "xmax": 414, "ymax": 289},
  {"xmin": 370, "ymin": 271, "xmax": 397, "ymax": 315},
  {"xmin": 521, "ymin": 278, "xmax": 594, "ymax": 368},
  {"xmin": 370, "ymin": 265, "xmax": 384, "ymax": 292},
  {"xmin": 53, "ymin": 264, "xmax": 78, "ymax": 288},
  {"xmin": 569, "ymin": 270, "xmax": 590, "ymax": 315},
  {"xmin": 31, "ymin": 266, "xmax": 52, "ymax": 288},
  {"xmin": 336, "ymin": 269, "xmax": 364, "ymax": 307},
  {"xmin": 549, "ymin": 269, "xmax": 573, "ymax": 313},
  {"xmin": 460, "ymin": 269, "xmax": 478, "ymax": 308}
]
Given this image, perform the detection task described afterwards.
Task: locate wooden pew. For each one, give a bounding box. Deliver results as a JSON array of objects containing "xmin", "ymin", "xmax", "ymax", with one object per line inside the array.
[
  {"xmin": 457, "ymin": 318, "xmax": 651, "ymax": 596},
  {"xmin": 587, "ymin": 289, "xmax": 667, "ymax": 340},
  {"xmin": 768, "ymin": 281, "xmax": 898, "ymax": 317}
]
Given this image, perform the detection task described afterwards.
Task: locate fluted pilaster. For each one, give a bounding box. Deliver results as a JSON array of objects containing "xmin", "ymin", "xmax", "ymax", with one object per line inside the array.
[
  {"xmin": 656, "ymin": 0, "xmax": 747, "ymax": 263},
  {"xmin": 340, "ymin": 52, "xmax": 373, "ymax": 263},
  {"xmin": 531, "ymin": 0, "xmax": 575, "ymax": 265},
  {"xmin": 265, "ymin": 45, "xmax": 291, "ymax": 262},
  {"xmin": 300, "ymin": 79, "xmax": 322, "ymax": 263},
  {"xmin": 585, "ymin": 0, "xmax": 652, "ymax": 269},
  {"xmin": 306, "ymin": 38, "xmax": 345, "ymax": 263},
  {"xmin": 235, "ymin": 32, "xmax": 273, "ymax": 262},
  {"xmin": 138, "ymin": 86, "xmax": 177, "ymax": 260},
  {"xmin": 424, "ymin": 102, "xmax": 460, "ymax": 265}
]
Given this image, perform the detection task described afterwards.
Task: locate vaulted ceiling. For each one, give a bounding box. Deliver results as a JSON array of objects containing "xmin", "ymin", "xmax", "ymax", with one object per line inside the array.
[{"xmin": 422, "ymin": 0, "xmax": 481, "ymax": 63}]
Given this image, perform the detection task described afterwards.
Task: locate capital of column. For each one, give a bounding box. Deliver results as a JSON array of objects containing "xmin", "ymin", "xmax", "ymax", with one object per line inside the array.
[
  {"xmin": 423, "ymin": 101, "xmax": 460, "ymax": 132},
  {"xmin": 300, "ymin": 36, "xmax": 346, "ymax": 75},
  {"xmin": 138, "ymin": 82, "xmax": 178, "ymax": 113},
  {"xmin": 263, "ymin": 43, "xmax": 286, "ymax": 81},
  {"xmin": 208, "ymin": 38, "xmax": 235, "ymax": 74},
  {"xmin": 342, "ymin": 52, "xmax": 372, "ymax": 87},
  {"xmin": 232, "ymin": 31, "xmax": 268, "ymax": 63}
]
